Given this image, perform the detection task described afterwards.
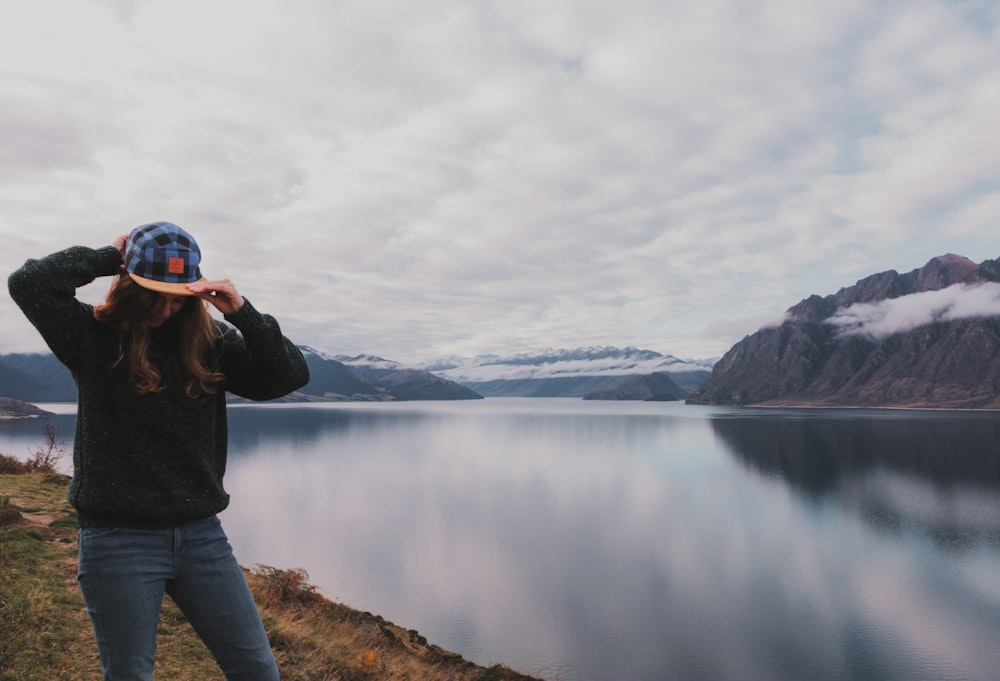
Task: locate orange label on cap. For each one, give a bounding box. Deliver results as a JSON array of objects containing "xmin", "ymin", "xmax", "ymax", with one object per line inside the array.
[{"xmin": 168, "ymin": 257, "xmax": 186, "ymax": 274}]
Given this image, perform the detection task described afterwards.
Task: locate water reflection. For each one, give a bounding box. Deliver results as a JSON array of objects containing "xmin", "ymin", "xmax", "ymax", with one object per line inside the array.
[
  {"xmin": 711, "ymin": 410, "xmax": 1000, "ymax": 490},
  {"xmin": 218, "ymin": 402, "xmax": 1000, "ymax": 681},
  {"xmin": 711, "ymin": 411, "xmax": 1000, "ymax": 551},
  {"xmin": 0, "ymin": 412, "xmax": 77, "ymax": 445},
  {"xmin": 222, "ymin": 403, "xmax": 737, "ymax": 679},
  {"xmin": 226, "ymin": 404, "xmax": 436, "ymax": 450}
]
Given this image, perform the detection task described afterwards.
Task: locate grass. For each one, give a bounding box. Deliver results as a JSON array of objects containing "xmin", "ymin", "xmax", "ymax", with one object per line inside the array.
[{"xmin": 0, "ymin": 470, "xmax": 545, "ymax": 681}]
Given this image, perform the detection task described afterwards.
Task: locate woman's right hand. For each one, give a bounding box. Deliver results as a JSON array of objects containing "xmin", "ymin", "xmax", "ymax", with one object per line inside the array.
[{"xmin": 112, "ymin": 234, "xmax": 129, "ymax": 257}]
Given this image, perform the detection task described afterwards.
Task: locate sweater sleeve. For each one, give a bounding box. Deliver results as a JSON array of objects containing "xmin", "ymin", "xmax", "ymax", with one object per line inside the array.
[
  {"xmin": 218, "ymin": 298, "xmax": 310, "ymax": 401},
  {"xmin": 8, "ymin": 246, "xmax": 123, "ymax": 369}
]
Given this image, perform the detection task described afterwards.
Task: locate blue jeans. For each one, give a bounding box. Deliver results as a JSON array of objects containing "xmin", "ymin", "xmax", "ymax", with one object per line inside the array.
[{"xmin": 77, "ymin": 516, "xmax": 279, "ymax": 681}]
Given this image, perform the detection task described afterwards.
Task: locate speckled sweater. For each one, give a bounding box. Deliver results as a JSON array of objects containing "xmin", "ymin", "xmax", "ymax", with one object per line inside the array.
[{"xmin": 8, "ymin": 245, "xmax": 310, "ymax": 528}]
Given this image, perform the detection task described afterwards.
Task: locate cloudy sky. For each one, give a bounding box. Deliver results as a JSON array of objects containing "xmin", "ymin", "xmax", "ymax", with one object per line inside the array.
[{"xmin": 2, "ymin": 0, "xmax": 998, "ymax": 365}]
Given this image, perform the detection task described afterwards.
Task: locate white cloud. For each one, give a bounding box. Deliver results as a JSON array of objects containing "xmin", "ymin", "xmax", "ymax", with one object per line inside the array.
[
  {"xmin": 1, "ymin": 0, "xmax": 999, "ymax": 364},
  {"xmin": 828, "ymin": 282, "xmax": 1000, "ymax": 339}
]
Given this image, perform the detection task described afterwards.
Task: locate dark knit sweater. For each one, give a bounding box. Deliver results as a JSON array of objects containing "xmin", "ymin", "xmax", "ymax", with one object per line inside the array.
[{"xmin": 8, "ymin": 245, "xmax": 310, "ymax": 528}]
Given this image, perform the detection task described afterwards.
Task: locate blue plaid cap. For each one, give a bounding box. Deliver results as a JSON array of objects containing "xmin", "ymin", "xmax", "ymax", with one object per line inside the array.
[{"xmin": 124, "ymin": 222, "xmax": 205, "ymax": 294}]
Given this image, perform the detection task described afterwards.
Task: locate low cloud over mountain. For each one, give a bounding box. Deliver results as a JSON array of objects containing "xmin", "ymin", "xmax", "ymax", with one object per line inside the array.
[
  {"xmin": 828, "ymin": 281, "xmax": 1000, "ymax": 340},
  {"xmin": 426, "ymin": 347, "xmax": 711, "ymax": 398}
]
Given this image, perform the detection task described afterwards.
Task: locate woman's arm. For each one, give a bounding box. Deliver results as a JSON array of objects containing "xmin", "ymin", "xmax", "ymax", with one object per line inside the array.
[
  {"xmin": 215, "ymin": 298, "xmax": 310, "ymax": 401},
  {"xmin": 8, "ymin": 245, "xmax": 123, "ymax": 368}
]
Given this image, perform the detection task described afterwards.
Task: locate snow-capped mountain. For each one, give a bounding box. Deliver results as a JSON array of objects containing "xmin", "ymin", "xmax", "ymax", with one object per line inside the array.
[
  {"xmin": 422, "ymin": 347, "xmax": 713, "ymax": 398},
  {"xmin": 299, "ymin": 348, "xmax": 482, "ymax": 401}
]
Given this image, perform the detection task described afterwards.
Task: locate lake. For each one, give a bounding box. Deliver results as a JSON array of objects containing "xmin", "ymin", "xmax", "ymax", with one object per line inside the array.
[{"xmin": 3, "ymin": 398, "xmax": 1000, "ymax": 680}]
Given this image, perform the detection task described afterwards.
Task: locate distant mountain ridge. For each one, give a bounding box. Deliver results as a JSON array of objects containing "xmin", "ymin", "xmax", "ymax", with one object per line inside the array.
[
  {"xmin": 303, "ymin": 349, "xmax": 482, "ymax": 401},
  {"xmin": 0, "ymin": 345, "xmax": 712, "ymax": 405},
  {"xmin": 423, "ymin": 346, "xmax": 712, "ymax": 398},
  {"xmin": 689, "ymin": 254, "xmax": 1000, "ymax": 409},
  {"xmin": 0, "ymin": 353, "xmax": 76, "ymax": 402},
  {"xmin": 0, "ymin": 347, "xmax": 482, "ymax": 404}
]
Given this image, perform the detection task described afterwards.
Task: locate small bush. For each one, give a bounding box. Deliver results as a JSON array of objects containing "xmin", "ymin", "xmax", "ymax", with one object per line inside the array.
[
  {"xmin": 27, "ymin": 423, "xmax": 68, "ymax": 473},
  {"xmin": 357, "ymin": 649, "xmax": 380, "ymax": 675},
  {"xmin": 253, "ymin": 565, "xmax": 321, "ymax": 606},
  {"xmin": 475, "ymin": 665, "xmax": 534, "ymax": 681},
  {"xmin": 0, "ymin": 453, "xmax": 30, "ymax": 474},
  {"xmin": 0, "ymin": 424, "xmax": 69, "ymax": 476}
]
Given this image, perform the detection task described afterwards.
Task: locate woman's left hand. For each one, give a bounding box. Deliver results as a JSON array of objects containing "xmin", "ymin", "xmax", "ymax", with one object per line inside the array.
[{"xmin": 186, "ymin": 279, "xmax": 246, "ymax": 315}]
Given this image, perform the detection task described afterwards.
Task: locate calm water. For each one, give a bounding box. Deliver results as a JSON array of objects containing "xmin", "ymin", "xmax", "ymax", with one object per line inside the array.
[{"xmin": 4, "ymin": 399, "xmax": 1000, "ymax": 680}]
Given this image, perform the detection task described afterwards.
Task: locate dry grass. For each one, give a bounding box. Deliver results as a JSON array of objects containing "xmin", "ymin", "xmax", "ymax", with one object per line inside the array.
[{"xmin": 0, "ymin": 473, "xmax": 543, "ymax": 681}]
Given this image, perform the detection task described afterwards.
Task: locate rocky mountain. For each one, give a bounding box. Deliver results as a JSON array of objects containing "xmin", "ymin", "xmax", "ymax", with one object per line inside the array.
[
  {"xmin": 581, "ymin": 372, "xmax": 685, "ymax": 401},
  {"xmin": 688, "ymin": 254, "xmax": 1000, "ymax": 409},
  {"xmin": 0, "ymin": 347, "xmax": 482, "ymax": 404},
  {"xmin": 307, "ymin": 350, "xmax": 482, "ymax": 401},
  {"xmin": 423, "ymin": 347, "xmax": 712, "ymax": 398}
]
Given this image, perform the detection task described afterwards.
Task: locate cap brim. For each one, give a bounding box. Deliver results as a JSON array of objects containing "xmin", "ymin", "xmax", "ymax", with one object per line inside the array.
[{"xmin": 128, "ymin": 273, "xmax": 207, "ymax": 296}]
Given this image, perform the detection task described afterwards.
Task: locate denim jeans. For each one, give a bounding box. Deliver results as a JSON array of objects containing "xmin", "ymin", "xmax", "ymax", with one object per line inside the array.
[{"xmin": 77, "ymin": 515, "xmax": 279, "ymax": 681}]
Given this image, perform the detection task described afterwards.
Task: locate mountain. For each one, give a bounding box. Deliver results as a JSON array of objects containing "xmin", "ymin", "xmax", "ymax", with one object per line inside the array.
[
  {"xmin": 0, "ymin": 397, "xmax": 53, "ymax": 419},
  {"xmin": 581, "ymin": 372, "xmax": 685, "ymax": 401},
  {"xmin": 307, "ymin": 350, "xmax": 482, "ymax": 401},
  {"xmin": 423, "ymin": 347, "xmax": 712, "ymax": 398},
  {"xmin": 0, "ymin": 354, "xmax": 74, "ymax": 402},
  {"xmin": 0, "ymin": 347, "xmax": 482, "ymax": 404},
  {"xmin": 294, "ymin": 347, "xmax": 391, "ymax": 401},
  {"xmin": 688, "ymin": 254, "xmax": 1000, "ymax": 409}
]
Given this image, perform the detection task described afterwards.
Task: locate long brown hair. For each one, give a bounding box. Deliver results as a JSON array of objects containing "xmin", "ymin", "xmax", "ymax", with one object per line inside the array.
[{"xmin": 94, "ymin": 274, "xmax": 224, "ymax": 401}]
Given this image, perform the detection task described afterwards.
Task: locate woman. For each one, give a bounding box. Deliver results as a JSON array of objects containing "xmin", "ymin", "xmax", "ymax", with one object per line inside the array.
[{"xmin": 8, "ymin": 221, "xmax": 310, "ymax": 681}]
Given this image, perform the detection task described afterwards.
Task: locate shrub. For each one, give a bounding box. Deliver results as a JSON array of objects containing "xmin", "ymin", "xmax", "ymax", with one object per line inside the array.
[
  {"xmin": 27, "ymin": 423, "xmax": 68, "ymax": 473},
  {"xmin": 0, "ymin": 425, "xmax": 70, "ymax": 475},
  {"xmin": 0, "ymin": 453, "xmax": 30, "ymax": 474},
  {"xmin": 253, "ymin": 565, "xmax": 321, "ymax": 606}
]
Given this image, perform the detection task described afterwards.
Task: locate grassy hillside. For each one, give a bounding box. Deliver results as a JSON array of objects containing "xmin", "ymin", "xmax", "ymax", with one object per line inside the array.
[{"xmin": 0, "ymin": 469, "xmax": 544, "ymax": 681}]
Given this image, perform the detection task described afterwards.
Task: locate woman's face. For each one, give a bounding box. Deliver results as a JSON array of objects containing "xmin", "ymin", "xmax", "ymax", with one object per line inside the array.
[{"xmin": 147, "ymin": 294, "xmax": 188, "ymax": 327}]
